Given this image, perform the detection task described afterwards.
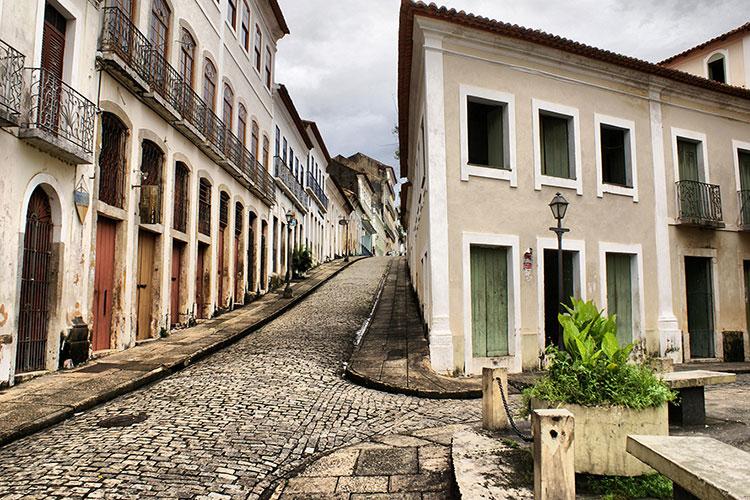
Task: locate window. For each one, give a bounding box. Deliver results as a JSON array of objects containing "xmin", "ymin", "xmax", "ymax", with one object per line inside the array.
[
  {"xmin": 605, "ymin": 253, "xmax": 636, "ymax": 345},
  {"xmin": 241, "ymin": 2, "xmax": 250, "ymax": 50},
  {"xmin": 139, "ymin": 140, "xmax": 164, "ymax": 224},
  {"xmin": 734, "ymin": 141, "xmax": 750, "ymax": 225},
  {"xmin": 600, "ymin": 125, "xmax": 630, "ymax": 187},
  {"xmin": 99, "ymin": 112, "xmax": 128, "ymax": 209},
  {"xmin": 251, "ymin": 120, "xmax": 259, "ymax": 159},
  {"xmin": 707, "ymin": 53, "xmax": 726, "ymax": 84},
  {"xmin": 173, "ymin": 162, "xmax": 189, "ymax": 233},
  {"xmin": 238, "ymin": 104, "xmax": 247, "ymax": 145},
  {"xmin": 540, "ymin": 113, "xmax": 573, "ymax": 179},
  {"xmin": 282, "ymin": 137, "xmax": 288, "ymax": 163},
  {"xmin": 533, "ymin": 100, "xmax": 581, "ymax": 193},
  {"xmin": 264, "ymin": 46, "xmax": 272, "ymax": 88},
  {"xmin": 262, "ymin": 135, "xmax": 270, "ymax": 169},
  {"xmin": 275, "ymin": 126, "xmax": 280, "ymax": 157},
  {"xmin": 223, "ymin": 83, "xmax": 233, "ymax": 127},
  {"xmin": 467, "ymin": 98, "xmax": 506, "ymax": 169},
  {"xmin": 203, "ymin": 60, "xmax": 217, "ymax": 109},
  {"xmin": 149, "ymin": 0, "xmax": 170, "ymax": 57},
  {"xmin": 227, "ymin": 0, "xmax": 237, "ymax": 29},
  {"xmin": 178, "ymin": 28, "xmax": 195, "ymax": 86},
  {"xmin": 253, "ymin": 24, "xmax": 262, "ymax": 72}
]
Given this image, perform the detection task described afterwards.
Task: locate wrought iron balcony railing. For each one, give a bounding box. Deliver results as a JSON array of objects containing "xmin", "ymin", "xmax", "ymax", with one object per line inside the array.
[
  {"xmin": 306, "ymin": 171, "xmax": 328, "ymax": 210},
  {"xmin": 738, "ymin": 190, "xmax": 750, "ymax": 229},
  {"xmin": 147, "ymin": 48, "xmax": 184, "ymax": 113},
  {"xmin": 274, "ymin": 156, "xmax": 308, "ymax": 209},
  {"xmin": 0, "ymin": 38, "xmax": 24, "ymax": 123},
  {"xmin": 240, "ymin": 149, "xmax": 276, "ymax": 205},
  {"xmin": 99, "ymin": 7, "xmax": 152, "ymax": 84},
  {"xmin": 22, "ymin": 67, "xmax": 97, "ymax": 155},
  {"xmin": 675, "ymin": 180, "xmax": 724, "ymax": 227}
]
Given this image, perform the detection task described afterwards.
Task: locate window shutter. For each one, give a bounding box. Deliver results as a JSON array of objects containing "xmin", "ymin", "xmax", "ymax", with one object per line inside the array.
[
  {"xmin": 738, "ymin": 151, "xmax": 750, "ymax": 191},
  {"xmin": 42, "ymin": 19, "xmax": 65, "ymax": 80},
  {"xmin": 677, "ymin": 140, "xmax": 700, "ymax": 181},
  {"xmin": 606, "ymin": 253, "xmax": 634, "ymax": 345},
  {"xmin": 541, "ymin": 115, "xmax": 570, "ymax": 179}
]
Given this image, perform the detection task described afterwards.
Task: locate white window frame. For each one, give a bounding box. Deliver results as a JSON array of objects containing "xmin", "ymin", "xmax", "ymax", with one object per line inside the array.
[
  {"xmin": 703, "ymin": 49, "xmax": 730, "ymax": 85},
  {"xmin": 670, "ymin": 127, "xmax": 709, "ymax": 183},
  {"xmin": 594, "ymin": 114, "xmax": 639, "ymax": 202},
  {"xmin": 598, "ymin": 242, "xmax": 645, "ymax": 344},
  {"xmin": 461, "ymin": 232, "xmax": 521, "ymax": 375},
  {"xmin": 532, "ymin": 99, "xmax": 583, "ymax": 194},
  {"xmin": 459, "ymin": 85, "xmax": 517, "ymax": 186},
  {"xmin": 732, "ymin": 139, "xmax": 750, "ymax": 191},
  {"xmin": 535, "ymin": 237, "xmax": 587, "ymax": 353}
]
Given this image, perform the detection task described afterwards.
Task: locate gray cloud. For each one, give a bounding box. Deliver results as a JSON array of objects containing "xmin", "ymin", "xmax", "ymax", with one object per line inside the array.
[{"xmin": 276, "ymin": 0, "xmax": 745, "ymax": 177}]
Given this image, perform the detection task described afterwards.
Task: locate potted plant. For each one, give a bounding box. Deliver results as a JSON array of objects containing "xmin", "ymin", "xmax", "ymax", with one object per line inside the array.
[
  {"xmin": 524, "ymin": 299, "xmax": 675, "ymax": 476},
  {"xmin": 292, "ymin": 245, "xmax": 313, "ymax": 278}
]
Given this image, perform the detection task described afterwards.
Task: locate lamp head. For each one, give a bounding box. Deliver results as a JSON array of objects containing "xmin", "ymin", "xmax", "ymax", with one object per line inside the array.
[{"xmin": 549, "ymin": 192, "xmax": 569, "ymax": 221}]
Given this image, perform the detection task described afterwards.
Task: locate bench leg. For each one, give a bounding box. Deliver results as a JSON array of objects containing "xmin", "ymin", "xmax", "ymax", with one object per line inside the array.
[
  {"xmin": 673, "ymin": 483, "xmax": 700, "ymax": 500},
  {"xmin": 668, "ymin": 387, "xmax": 705, "ymax": 426}
]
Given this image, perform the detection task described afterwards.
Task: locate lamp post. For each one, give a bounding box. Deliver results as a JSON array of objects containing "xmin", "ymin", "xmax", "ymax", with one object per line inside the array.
[
  {"xmin": 549, "ymin": 192, "xmax": 570, "ymax": 351},
  {"xmin": 284, "ymin": 210, "xmax": 297, "ymax": 298},
  {"xmin": 339, "ymin": 217, "xmax": 350, "ymax": 262}
]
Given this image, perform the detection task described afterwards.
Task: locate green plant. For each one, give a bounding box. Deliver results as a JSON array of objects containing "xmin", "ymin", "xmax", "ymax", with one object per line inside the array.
[
  {"xmin": 524, "ymin": 299, "xmax": 674, "ymax": 410},
  {"xmin": 292, "ymin": 246, "xmax": 313, "ymax": 277},
  {"xmin": 576, "ymin": 473, "xmax": 672, "ymax": 499},
  {"xmin": 269, "ymin": 274, "xmax": 284, "ymax": 291}
]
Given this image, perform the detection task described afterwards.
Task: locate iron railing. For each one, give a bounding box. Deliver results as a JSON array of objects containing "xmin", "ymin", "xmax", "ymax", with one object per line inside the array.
[
  {"xmin": 198, "ymin": 181, "xmax": 211, "ymax": 236},
  {"xmin": 148, "ymin": 47, "xmax": 183, "ymax": 112},
  {"xmin": 739, "ymin": 190, "xmax": 750, "ymax": 228},
  {"xmin": 675, "ymin": 180, "xmax": 723, "ymax": 226},
  {"xmin": 0, "ymin": 38, "xmax": 24, "ymax": 117},
  {"xmin": 274, "ymin": 156, "xmax": 308, "ymax": 208},
  {"xmin": 23, "ymin": 67, "xmax": 97, "ymax": 154},
  {"xmin": 306, "ymin": 171, "xmax": 328, "ymax": 209},
  {"xmin": 240, "ymin": 149, "xmax": 275, "ymax": 204},
  {"xmin": 99, "ymin": 7, "xmax": 152, "ymax": 83}
]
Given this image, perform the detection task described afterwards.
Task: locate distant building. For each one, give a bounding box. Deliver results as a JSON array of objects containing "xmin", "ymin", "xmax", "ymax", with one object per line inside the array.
[{"xmin": 398, "ymin": 1, "xmax": 750, "ymax": 374}]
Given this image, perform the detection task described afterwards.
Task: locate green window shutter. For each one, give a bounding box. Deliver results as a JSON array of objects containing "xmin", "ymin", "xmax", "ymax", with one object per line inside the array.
[
  {"xmin": 470, "ymin": 246, "xmax": 509, "ymax": 357},
  {"xmin": 541, "ymin": 114, "xmax": 571, "ymax": 179},
  {"xmin": 738, "ymin": 150, "xmax": 750, "ymax": 191},
  {"xmin": 677, "ymin": 139, "xmax": 700, "ymax": 181},
  {"xmin": 486, "ymin": 106, "xmax": 504, "ymax": 169},
  {"xmin": 606, "ymin": 253, "xmax": 634, "ymax": 345}
]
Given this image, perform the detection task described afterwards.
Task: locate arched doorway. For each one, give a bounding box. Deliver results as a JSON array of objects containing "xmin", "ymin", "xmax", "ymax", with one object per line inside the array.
[{"xmin": 16, "ymin": 187, "xmax": 53, "ymax": 373}]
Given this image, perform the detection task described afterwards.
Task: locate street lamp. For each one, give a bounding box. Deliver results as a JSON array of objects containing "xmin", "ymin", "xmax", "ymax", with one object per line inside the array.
[
  {"xmin": 339, "ymin": 217, "xmax": 350, "ymax": 262},
  {"xmin": 549, "ymin": 192, "xmax": 570, "ymax": 351},
  {"xmin": 284, "ymin": 210, "xmax": 297, "ymax": 298}
]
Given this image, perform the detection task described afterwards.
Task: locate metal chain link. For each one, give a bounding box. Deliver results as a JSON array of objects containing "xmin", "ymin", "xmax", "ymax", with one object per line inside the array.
[{"xmin": 498, "ymin": 379, "xmax": 533, "ymax": 442}]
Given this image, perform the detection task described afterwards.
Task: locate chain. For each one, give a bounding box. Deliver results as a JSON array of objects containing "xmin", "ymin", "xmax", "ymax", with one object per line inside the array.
[{"xmin": 498, "ymin": 379, "xmax": 533, "ymax": 442}]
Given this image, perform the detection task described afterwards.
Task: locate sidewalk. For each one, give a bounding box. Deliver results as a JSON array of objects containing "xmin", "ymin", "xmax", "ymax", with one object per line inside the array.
[
  {"xmin": 346, "ymin": 257, "xmax": 482, "ymax": 399},
  {"xmin": 0, "ymin": 257, "xmax": 359, "ymax": 448}
]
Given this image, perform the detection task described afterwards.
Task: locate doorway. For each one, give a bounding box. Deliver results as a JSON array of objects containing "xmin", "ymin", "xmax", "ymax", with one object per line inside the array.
[
  {"xmin": 543, "ymin": 249, "xmax": 576, "ymax": 347},
  {"xmin": 469, "ymin": 246, "xmax": 509, "ymax": 358},
  {"xmin": 93, "ymin": 217, "xmax": 117, "ymax": 351},
  {"xmin": 170, "ymin": 241, "xmax": 184, "ymax": 326},
  {"xmin": 685, "ymin": 256, "xmax": 715, "ymax": 358},
  {"xmin": 195, "ymin": 242, "xmax": 208, "ymax": 319},
  {"xmin": 136, "ymin": 230, "xmax": 157, "ymax": 340}
]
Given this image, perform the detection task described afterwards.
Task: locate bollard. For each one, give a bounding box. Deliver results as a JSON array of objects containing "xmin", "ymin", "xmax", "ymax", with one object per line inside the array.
[
  {"xmin": 532, "ymin": 409, "xmax": 575, "ymax": 500},
  {"xmin": 482, "ymin": 367, "xmax": 509, "ymax": 431}
]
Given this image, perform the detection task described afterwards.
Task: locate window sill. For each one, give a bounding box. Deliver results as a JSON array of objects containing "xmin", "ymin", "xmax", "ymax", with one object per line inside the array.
[
  {"xmin": 599, "ymin": 183, "xmax": 638, "ymax": 202},
  {"xmin": 535, "ymin": 173, "xmax": 581, "ymax": 194},
  {"xmin": 461, "ymin": 163, "xmax": 516, "ymax": 186}
]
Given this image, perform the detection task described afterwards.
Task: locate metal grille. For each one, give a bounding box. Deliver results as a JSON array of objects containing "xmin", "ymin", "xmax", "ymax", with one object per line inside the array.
[
  {"xmin": 173, "ymin": 162, "xmax": 189, "ymax": 233},
  {"xmin": 139, "ymin": 140, "xmax": 163, "ymax": 224},
  {"xmin": 16, "ymin": 189, "xmax": 53, "ymax": 373},
  {"xmin": 219, "ymin": 192, "xmax": 230, "ymax": 228},
  {"xmin": 235, "ymin": 202, "xmax": 243, "ymax": 235},
  {"xmin": 307, "ymin": 171, "xmax": 329, "ymax": 210},
  {"xmin": 0, "ymin": 38, "xmax": 24, "ymax": 117},
  {"xmin": 274, "ymin": 156, "xmax": 308, "ymax": 209},
  {"xmin": 99, "ymin": 112, "xmax": 127, "ymax": 208},
  {"xmin": 676, "ymin": 180, "xmax": 723, "ymax": 226},
  {"xmin": 100, "ymin": 6, "xmax": 152, "ymax": 83},
  {"xmin": 198, "ymin": 179, "xmax": 211, "ymax": 236}
]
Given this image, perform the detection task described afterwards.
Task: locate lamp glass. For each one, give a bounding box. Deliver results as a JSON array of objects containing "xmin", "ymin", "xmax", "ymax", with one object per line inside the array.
[{"xmin": 549, "ymin": 193, "xmax": 569, "ymax": 221}]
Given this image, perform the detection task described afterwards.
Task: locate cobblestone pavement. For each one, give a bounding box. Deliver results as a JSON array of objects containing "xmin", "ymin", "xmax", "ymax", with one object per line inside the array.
[{"xmin": 0, "ymin": 257, "xmax": 481, "ymax": 500}]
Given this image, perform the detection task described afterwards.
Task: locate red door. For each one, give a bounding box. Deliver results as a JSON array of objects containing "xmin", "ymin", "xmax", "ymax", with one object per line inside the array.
[
  {"xmin": 195, "ymin": 243, "xmax": 206, "ymax": 319},
  {"xmin": 170, "ymin": 242, "xmax": 182, "ymax": 326},
  {"xmin": 217, "ymin": 228, "xmax": 225, "ymax": 308},
  {"xmin": 93, "ymin": 218, "xmax": 116, "ymax": 351}
]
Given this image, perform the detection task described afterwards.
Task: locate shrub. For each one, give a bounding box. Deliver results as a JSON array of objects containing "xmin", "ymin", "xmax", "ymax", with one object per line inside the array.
[
  {"xmin": 292, "ymin": 246, "xmax": 313, "ymax": 277},
  {"xmin": 524, "ymin": 299, "xmax": 674, "ymax": 410}
]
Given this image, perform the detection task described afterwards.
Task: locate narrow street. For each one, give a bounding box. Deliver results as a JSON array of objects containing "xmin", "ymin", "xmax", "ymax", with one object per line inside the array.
[{"xmin": 0, "ymin": 258, "xmax": 481, "ymax": 499}]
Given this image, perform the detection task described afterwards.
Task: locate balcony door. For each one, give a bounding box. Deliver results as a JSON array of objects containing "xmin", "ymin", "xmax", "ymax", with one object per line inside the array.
[
  {"xmin": 739, "ymin": 150, "xmax": 750, "ymax": 225},
  {"xmin": 685, "ymin": 256, "xmax": 715, "ymax": 358},
  {"xmin": 110, "ymin": 0, "xmax": 133, "ymax": 17},
  {"xmin": 148, "ymin": 0, "xmax": 170, "ymax": 92},
  {"xmin": 41, "ymin": 3, "xmax": 66, "ymax": 132}
]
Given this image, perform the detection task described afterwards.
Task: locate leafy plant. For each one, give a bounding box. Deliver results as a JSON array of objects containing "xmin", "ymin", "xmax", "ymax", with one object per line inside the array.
[
  {"xmin": 292, "ymin": 246, "xmax": 313, "ymax": 277},
  {"xmin": 524, "ymin": 299, "xmax": 674, "ymax": 409},
  {"xmin": 576, "ymin": 473, "xmax": 672, "ymax": 499}
]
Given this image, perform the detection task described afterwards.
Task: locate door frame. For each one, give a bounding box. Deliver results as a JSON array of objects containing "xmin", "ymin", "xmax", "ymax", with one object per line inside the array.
[
  {"xmin": 461, "ymin": 232, "xmax": 521, "ymax": 375},
  {"xmin": 536, "ymin": 237, "xmax": 586, "ymax": 353},
  {"xmin": 680, "ymin": 250, "xmax": 720, "ymax": 360},
  {"xmin": 670, "ymin": 128, "xmax": 709, "ymax": 184},
  {"xmin": 598, "ymin": 242, "xmax": 645, "ymax": 346}
]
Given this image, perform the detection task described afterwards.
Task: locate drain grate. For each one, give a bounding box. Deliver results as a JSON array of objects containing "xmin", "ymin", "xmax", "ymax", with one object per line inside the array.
[{"xmin": 97, "ymin": 412, "xmax": 148, "ymax": 428}]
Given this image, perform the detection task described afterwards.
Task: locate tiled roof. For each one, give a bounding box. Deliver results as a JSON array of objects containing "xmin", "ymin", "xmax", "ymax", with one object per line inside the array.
[
  {"xmin": 397, "ymin": 1, "xmax": 750, "ymax": 179},
  {"xmin": 659, "ymin": 22, "xmax": 750, "ymax": 65},
  {"xmin": 277, "ymin": 84, "xmax": 314, "ymax": 149}
]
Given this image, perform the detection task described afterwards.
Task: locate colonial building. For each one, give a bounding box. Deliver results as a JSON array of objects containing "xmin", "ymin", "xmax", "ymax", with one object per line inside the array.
[{"xmin": 398, "ymin": 2, "xmax": 750, "ymax": 374}]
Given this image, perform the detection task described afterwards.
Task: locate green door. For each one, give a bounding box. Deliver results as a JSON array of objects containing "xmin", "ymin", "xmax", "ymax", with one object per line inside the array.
[
  {"xmin": 606, "ymin": 253, "xmax": 634, "ymax": 345},
  {"xmin": 738, "ymin": 150, "xmax": 750, "ymax": 224},
  {"xmin": 470, "ymin": 246, "xmax": 509, "ymax": 357},
  {"xmin": 677, "ymin": 139, "xmax": 700, "ymax": 181},
  {"xmin": 685, "ymin": 257, "xmax": 715, "ymax": 358}
]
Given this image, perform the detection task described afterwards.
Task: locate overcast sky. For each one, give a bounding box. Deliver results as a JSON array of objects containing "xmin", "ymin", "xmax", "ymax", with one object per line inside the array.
[{"xmin": 275, "ymin": 0, "xmax": 745, "ymax": 177}]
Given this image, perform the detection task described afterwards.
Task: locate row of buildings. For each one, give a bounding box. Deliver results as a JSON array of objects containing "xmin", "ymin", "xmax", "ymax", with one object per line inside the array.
[
  {"xmin": 399, "ymin": 1, "xmax": 750, "ymax": 374},
  {"xmin": 0, "ymin": 0, "xmax": 398, "ymax": 386}
]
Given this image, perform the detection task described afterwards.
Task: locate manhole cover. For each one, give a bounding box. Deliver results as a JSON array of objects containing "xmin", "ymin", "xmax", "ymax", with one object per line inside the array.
[{"xmin": 97, "ymin": 412, "xmax": 148, "ymax": 428}]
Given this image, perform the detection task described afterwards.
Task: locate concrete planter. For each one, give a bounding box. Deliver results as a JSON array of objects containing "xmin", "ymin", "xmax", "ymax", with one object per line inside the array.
[{"xmin": 531, "ymin": 399, "xmax": 668, "ymax": 476}]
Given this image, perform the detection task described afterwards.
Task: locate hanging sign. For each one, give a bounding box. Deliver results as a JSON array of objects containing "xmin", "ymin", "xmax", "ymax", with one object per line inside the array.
[{"xmin": 74, "ymin": 176, "xmax": 90, "ymax": 224}]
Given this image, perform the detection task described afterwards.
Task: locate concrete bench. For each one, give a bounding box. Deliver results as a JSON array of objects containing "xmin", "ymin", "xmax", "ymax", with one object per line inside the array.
[
  {"xmin": 661, "ymin": 370, "xmax": 736, "ymax": 425},
  {"xmin": 627, "ymin": 435, "xmax": 750, "ymax": 500}
]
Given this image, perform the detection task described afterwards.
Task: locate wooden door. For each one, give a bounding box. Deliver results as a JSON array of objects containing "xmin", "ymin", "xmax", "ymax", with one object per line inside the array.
[
  {"xmin": 217, "ymin": 228, "xmax": 225, "ymax": 308},
  {"xmin": 16, "ymin": 188, "xmax": 53, "ymax": 373},
  {"xmin": 470, "ymin": 246, "xmax": 509, "ymax": 357},
  {"xmin": 136, "ymin": 231, "xmax": 156, "ymax": 340},
  {"xmin": 543, "ymin": 250, "xmax": 575, "ymax": 347},
  {"xmin": 93, "ymin": 218, "xmax": 117, "ymax": 351},
  {"xmin": 606, "ymin": 253, "xmax": 634, "ymax": 345},
  {"xmin": 41, "ymin": 4, "xmax": 66, "ymax": 132},
  {"xmin": 170, "ymin": 242, "xmax": 182, "ymax": 326},
  {"xmin": 247, "ymin": 222, "xmax": 255, "ymax": 293},
  {"xmin": 685, "ymin": 257, "xmax": 715, "ymax": 358},
  {"xmin": 234, "ymin": 235, "xmax": 242, "ymax": 301},
  {"xmin": 196, "ymin": 243, "xmax": 206, "ymax": 319}
]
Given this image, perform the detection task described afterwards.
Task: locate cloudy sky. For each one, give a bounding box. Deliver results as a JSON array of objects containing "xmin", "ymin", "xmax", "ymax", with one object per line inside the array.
[{"xmin": 275, "ymin": 0, "xmax": 745, "ymax": 176}]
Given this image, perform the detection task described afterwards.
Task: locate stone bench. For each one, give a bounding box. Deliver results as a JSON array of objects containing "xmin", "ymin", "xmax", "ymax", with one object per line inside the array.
[
  {"xmin": 661, "ymin": 370, "xmax": 736, "ymax": 425},
  {"xmin": 627, "ymin": 435, "xmax": 750, "ymax": 499}
]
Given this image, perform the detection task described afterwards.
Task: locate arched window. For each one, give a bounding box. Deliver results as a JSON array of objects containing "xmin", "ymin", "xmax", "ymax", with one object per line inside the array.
[
  {"xmin": 173, "ymin": 162, "xmax": 189, "ymax": 233},
  {"xmin": 238, "ymin": 104, "xmax": 247, "ymax": 146},
  {"xmin": 149, "ymin": 0, "xmax": 170, "ymax": 57},
  {"xmin": 139, "ymin": 140, "xmax": 164, "ymax": 224},
  {"xmin": 178, "ymin": 28, "xmax": 195, "ymax": 86},
  {"xmin": 707, "ymin": 53, "xmax": 726, "ymax": 84},
  {"xmin": 99, "ymin": 112, "xmax": 128, "ymax": 209},
  {"xmin": 262, "ymin": 135, "xmax": 270, "ymax": 169},
  {"xmin": 251, "ymin": 120, "xmax": 259, "ymax": 160},
  {"xmin": 223, "ymin": 83, "xmax": 234, "ymax": 127},
  {"xmin": 198, "ymin": 178, "xmax": 212, "ymax": 236},
  {"xmin": 203, "ymin": 59, "xmax": 217, "ymax": 109}
]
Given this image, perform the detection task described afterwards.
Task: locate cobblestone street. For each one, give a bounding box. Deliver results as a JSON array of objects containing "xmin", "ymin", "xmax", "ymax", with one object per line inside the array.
[{"xmin": 0, "ymin": 257, "xmax": 481, "ymax": 499}]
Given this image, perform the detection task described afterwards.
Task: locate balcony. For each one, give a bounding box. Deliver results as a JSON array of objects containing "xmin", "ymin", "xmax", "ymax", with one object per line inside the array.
[
  {"xmin": 98, "ymin": 6, "xmax": 151, "ymax": 92},
  {"xmin": 675, "ymin": 180, "xmax": 724, "ymax": 228},
  {"xmin": 306, "ymin": 171, "xmax": 328, "ymax": 211},
  {"xmin": 738, "ymin": 190, "xmax": 750, "ymax": 230},
  {"xmin": 0, "ymin": 39, "xmax": 24, "ymax": 126},
  {"xmin": 274, "ymin": 156, "xmax": 308, "ymax": 211},
  {"xmin": 19, "ymin": 68, "xmax": 96, "ymax": 164},
  {"xmin": 240, "ymin": 150, "xmax": 276, "ymax": 206}
]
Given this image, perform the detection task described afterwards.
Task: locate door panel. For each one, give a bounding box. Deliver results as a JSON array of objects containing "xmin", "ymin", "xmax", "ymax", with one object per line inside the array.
[
  {"xmin": 234, "ymin": 236, "xmax": 242, "ymax": 301},
  {"xmin": 217, "ymin": 228, "xmax": 225, "ymax": 308},
  {"xmin": 196, "ymin": 243, "xmax": 206, "ymax": 319},
  {"xmin": 685, "ymin": 257, "xmax": 715, "ymax": 358},
  {"xmin": 170, "ymin": 242, "xmax": 182, "ymax": 326},
  {"xmin": 136, "ymin": 231, "xmax": 156, "ymax": 340},
  {"xmin": 470, "ymin": 246, "xmax": 509, "ymax": 358},
  {"xmin": 543, "ymin": 250, "xmax": 576, "ymax": 347},
  {"xmin": 93, "ymin": 218, "xmax": 117, "ymax": 351},
  {"xmin": 606, "ymin": 253, "xmax": 634, "ymax": 345}
]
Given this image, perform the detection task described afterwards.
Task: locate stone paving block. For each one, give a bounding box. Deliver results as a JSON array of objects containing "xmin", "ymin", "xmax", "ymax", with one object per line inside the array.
[
  {"xmin": 355, "ymin": 448, "xmax": 418, "ymax": 476},
  {"xmin": 417, "ymin": 445, "xmax": 451, "ymax": 473},
  {"xmin": 389, "ymin": 473, "xmax": 451, "ymax": 493},
  {"xmin": 300, "ymin": 449, "xmax": 360, "ymax": 477},
  {"xmin": 350, "ymin": 494, "xmax": 421, "ymax": 500},
  {"xmin": 373, "ymin": 434, "xmax": 432, "ymax": 448},
  {"xmin": 335, "ymin": 475, "xmax": 389, "ymax": 493},
  {"xmin": 280, "ymin": 477, "xmax": 338, "ymax": 494}
]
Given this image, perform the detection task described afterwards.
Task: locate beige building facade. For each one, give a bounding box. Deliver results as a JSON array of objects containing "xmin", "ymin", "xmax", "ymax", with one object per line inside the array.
[{"xmin": 398, "ymin": 2, "xmax": 750, "ymax": 374}]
